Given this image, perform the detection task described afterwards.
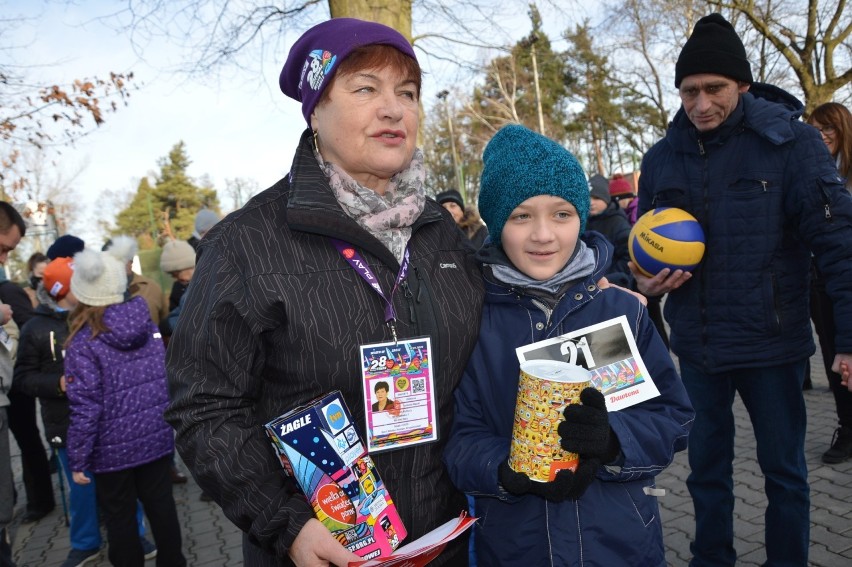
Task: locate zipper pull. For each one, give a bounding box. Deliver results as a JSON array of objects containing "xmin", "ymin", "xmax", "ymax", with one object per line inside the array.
[
  {"xmin": 698, "ymin": 139, "xmax": 705, "ymax": 155},
  {"xmin": 400, "ymin": 280, "xmax": 416, "ymax": 323},
  {"xmin": 825, "ymin": 204, "xmax": 832, "ymax": 220},
  {"xmin": 760, "ymin": 180, "xmax": 768, "ymax": 192}
]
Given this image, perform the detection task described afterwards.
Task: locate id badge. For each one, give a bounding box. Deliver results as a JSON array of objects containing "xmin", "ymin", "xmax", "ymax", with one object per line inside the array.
[{"xmin": 360, "ymin": 337, "xmax": 438, "ymax": 453}]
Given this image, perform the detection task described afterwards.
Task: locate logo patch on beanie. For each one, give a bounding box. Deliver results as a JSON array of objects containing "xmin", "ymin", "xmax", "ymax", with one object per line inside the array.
[{"xmin": 306, "ymin": 49, "xmax": 337, "ymax": 90}]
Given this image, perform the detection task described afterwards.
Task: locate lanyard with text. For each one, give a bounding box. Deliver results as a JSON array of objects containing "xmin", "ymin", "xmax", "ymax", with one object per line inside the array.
[{"xmin": 332, "ymin": 239, "xmax": 410, "ymax": 343}]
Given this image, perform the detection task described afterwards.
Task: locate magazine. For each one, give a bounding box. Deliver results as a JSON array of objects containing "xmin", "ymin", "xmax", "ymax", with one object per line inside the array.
[
  {"xmin": 348, "ymin": 513, "xmax": 476, "ymax": 567},
  {"xmin": 515, "ymin": 315, "xmax": 660, "ymax": 411}
]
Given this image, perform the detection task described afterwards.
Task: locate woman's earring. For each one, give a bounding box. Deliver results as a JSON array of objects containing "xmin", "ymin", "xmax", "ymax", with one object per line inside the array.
[{"xmin": 312, "ymin": 130, "xmax": 320, "ymax": 153}]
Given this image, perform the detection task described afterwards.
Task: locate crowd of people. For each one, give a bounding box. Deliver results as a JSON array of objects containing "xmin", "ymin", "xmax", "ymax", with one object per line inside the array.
[
  {"xmin": 0, "ymin": 12, "xmax": 851, "ymax": 567},
  {"xmin": 0, "ymin": 207, "xmax": 218, "ymax": 566}
]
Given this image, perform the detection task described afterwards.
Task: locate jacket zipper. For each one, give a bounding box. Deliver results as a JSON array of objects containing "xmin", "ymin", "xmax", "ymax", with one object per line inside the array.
[
  {"xmin": 531, "ymin": 298, "xmax": 553, "ymax": 329},
  {"xmin": 400, "ymin": 280, "xmax": 416, "ymax": 324}
]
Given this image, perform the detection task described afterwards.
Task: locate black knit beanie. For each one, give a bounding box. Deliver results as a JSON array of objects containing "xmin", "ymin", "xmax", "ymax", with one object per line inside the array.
[
  {"xmin": 675, "ymin": 13, "xmax": 753, "ymax": 88},
  {"xmin": 435, "ymin": 189, "xmax": 465, "ymax": 211}
]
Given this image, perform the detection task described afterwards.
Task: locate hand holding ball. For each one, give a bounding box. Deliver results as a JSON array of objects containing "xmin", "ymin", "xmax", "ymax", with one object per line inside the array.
[{"xmin": 629, "ymin": 208, "xmax": 705, "ymax": 277}]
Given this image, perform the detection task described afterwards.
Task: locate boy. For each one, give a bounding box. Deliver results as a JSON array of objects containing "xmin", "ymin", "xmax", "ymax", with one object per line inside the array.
[{"xmin": 443, "ymin": 125, "xmax": 694, "ymax": 566}]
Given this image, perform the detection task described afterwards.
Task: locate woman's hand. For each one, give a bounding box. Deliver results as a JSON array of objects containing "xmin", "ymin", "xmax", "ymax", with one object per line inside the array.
[
  {"xmin": 288, "ymin": 518, "xmax": 361, "ymax": 566},
  {"xmin": 833, "ymin": 354, "xmax": 852, "ymax": 391},
  {"xmin": 597, "ymin": 277, "xmax": 647, "ymax": 306},
  {"xmin": 628, "ymin": 262, "xmax": 691, "ymax": 296},
  {"xmin": 73, "ymin": 471, "xmax": 91, "ymax": 485}
]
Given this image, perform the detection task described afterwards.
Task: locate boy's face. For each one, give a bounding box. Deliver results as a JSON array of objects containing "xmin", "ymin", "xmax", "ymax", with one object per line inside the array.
[
  {"xmin": 589, "ymin": 197, "xmax": 608, "ymax": 215},
  {"xmin": 501, "ymin": 195, "xmax": 581, "ymax": 281}
]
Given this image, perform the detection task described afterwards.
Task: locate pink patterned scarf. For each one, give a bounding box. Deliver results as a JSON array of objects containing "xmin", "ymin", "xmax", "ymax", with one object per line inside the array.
[{"xmin": 317, "ymin": 147, "xmax": 426, "ymax": 263}]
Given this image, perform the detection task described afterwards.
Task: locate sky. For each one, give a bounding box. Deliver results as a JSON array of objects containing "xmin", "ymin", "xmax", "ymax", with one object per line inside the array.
[{"xmin": 5, "ymin": 1, "xmax": 594, "ymax": 245}]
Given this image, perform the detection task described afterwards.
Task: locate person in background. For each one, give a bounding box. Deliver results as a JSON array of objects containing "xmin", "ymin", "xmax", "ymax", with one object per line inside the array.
[
  {"xmin": 633, "ymin": 14, "xmax": 852, "ymax": 566},
  {"xmin": 806, "ymin": 101, "xmax": 852, "ymax": 464},
  {"xmin": 14, "ymin": 257, "xmax": 158, "ymax": 566},
  {"xmin": 158, "ymin": 239, "xmax": 196, "ymax": 350},
  {"xmin": 159, "ymin": 240, "xmax": 196, "ymax": 313},
  {"xmin": 103, "ymin": 236, "xmax": 169, "ymax": 326},
  {"xmin": 165, "ymin": 18, "xmax": 483, "ymax": 566},
  {"xmin": 23, "ymin": 253, "xmax": 49, "ymax": 309},
  {"xmin": 444, "ymin": 124, "xmax": 693, "ymax": 566},
  {"xmin": 436, "ymin": 189, "xmax": 489, "ymax": 249},
  {"xmin": 0, "ymin": 251, "xmax": 54, "ymax": 526},
  {"xmin": 187, "ymin": 208, "xmax": 221, "ymax": 251},
  {"xmin": 0, "ymin": 201, "xmax": 25, "ymax": 566},
  {"xmin": 65, "ymin": 249, "xmax": 185, "ymax": 567},
  {"xmin": 609, "ymin": 174, "xmax": 637, "ymax": 225},
  {"xmin": 587, "ymin": 174, "xmax": 632, "ymax": 287}
]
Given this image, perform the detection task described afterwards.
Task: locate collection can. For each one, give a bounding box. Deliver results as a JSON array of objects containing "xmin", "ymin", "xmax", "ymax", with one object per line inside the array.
[{"xmin": 508, "ymin": 360, "xmax": 592, "ymax": 482}]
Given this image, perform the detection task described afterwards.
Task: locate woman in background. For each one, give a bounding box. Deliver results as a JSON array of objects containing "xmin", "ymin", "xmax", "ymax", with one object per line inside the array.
[{"xmin": 807, "ymin": 102, "xmax": 852, "ymax": 463}]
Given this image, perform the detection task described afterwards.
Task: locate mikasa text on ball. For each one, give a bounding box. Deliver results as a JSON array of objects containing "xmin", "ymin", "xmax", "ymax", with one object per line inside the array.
[{"xmin": 629, "ymin": 208, "xmax": 706, "ymax": 277}]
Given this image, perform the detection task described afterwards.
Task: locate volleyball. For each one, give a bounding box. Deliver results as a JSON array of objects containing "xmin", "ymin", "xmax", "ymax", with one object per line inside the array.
[{"xmin": 629, "ymin": 207, "xmax": 706, "ymax": 277}]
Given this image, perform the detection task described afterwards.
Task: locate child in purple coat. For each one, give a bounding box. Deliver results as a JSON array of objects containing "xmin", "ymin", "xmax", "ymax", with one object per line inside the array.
[{"xmin": 65, "ymin": 249, "xmax": 186, "ymax": 567}]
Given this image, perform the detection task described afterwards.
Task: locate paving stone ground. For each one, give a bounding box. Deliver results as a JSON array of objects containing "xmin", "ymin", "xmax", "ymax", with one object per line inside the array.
[{"xmin": 7, "ymin": 345, "xmax": 852, "ymax": 566}]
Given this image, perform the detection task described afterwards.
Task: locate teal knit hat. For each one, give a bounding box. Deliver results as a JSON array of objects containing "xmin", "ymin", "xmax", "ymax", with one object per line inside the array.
[{"xmin": 478, "ymin": 124, "xmax": 590, "ymax": 245}]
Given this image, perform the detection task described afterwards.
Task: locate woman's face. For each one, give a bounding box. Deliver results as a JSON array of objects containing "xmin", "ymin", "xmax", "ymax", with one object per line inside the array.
[
  {"xmin": 32, "ymin": 261, "xmax": 48, "ymax": 279},
  {"xmin": 311, "ymin": 64, "xmax": 419, "ymax": 194},
  {"xmin": 810, "ymin": 119, "xmax": 838, "ymax": 157},
  {"xmin": 442, "ymin": 202, "xmax": 464, "ymax": 224}
]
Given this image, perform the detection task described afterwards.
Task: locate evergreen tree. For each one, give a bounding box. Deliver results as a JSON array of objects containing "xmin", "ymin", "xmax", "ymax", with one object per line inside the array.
[
  {"xmin": 563, "ymin": 22, "xmax": 657, "ymax": 175},
  {"xmin": 113, "ymin": 142, "xmax": 220, "ymax": 245}
]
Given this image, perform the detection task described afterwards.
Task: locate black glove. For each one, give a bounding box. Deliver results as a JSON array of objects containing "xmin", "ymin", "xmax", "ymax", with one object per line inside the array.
[
  {"xmin": 559, "ymin": 387, "xmax": 621, "ymax": 463},
  {"xmin": 498, "ymin": 458, "xmax": 600, "ymax": 502}
]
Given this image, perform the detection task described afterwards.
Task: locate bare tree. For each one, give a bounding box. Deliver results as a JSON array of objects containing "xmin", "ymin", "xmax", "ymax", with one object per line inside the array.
[
  {"xmin": 108, "ymin": 0, "xmax": 543, "ymax": 81},
  {"xmin": 709, "ymin": 0, "xmax": 852, "ymax": 112},
  {"xmin": 1, "ymin": 11, "xmax": 135, "ymax": 200}
]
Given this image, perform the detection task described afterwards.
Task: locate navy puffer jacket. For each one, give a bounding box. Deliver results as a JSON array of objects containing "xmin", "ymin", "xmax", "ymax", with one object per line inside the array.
[
  {"xmin": 639, "ymin": 83, "xmax": 852, "ymax": 373},
  {"xmin": 444, "ymin": 232, "xmax": 694, "ymax": 566}
]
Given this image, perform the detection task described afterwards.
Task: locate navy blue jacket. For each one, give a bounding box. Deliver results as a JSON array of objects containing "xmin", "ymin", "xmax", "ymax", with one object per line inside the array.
[
  {"xmin": 639, "ymin": 83, "xmax": 852, "ymax": 372},
  {"xmin": 444, "ymin": 232, "xmax": 694, "ymax": 566}
]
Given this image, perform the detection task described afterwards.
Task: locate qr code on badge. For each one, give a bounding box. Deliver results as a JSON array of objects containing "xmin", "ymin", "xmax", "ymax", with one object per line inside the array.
[{"xmin": 411, "ymin": 378, "xmax": 425, "ymax": 395}]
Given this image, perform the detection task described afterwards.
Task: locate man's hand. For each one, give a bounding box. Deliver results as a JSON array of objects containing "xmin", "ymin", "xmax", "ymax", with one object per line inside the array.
[
  {"xmin": 0, "ymin": 303, "xmax": 11, "ymax": 326},
  {"xmin": 288, "ymin": 518, "xmax": 360, "ymax": 567},
  {"xmin": 628, "ymin": 263, "xmax": 692, "ymax": 297},
  {"xmin": 833, "ymin": 354, "xmax": 852, "ymax": 391}
]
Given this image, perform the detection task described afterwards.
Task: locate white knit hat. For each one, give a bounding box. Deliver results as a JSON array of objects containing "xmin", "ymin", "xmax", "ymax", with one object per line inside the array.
[
  {"xmin": 71, "ymin": 249, "xmax": 128, "ymax": 307},
  {"xmin": 159, "ymin": 240, "xmax": 196, "ymax": 273}
]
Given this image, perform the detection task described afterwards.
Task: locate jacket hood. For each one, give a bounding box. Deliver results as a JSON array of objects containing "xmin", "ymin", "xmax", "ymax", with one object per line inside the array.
[
  {"xmin": 669, "ymin": 82, "xmax": 804, "ymax": 150},
  {"xmin": 97, "ymin": 296, "xmax": 155, "ymax": 351}
]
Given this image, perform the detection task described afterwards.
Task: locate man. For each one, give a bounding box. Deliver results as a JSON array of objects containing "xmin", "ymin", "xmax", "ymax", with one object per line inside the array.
[
  {"xmin": 587, "ymin": 174, "xmax": 632, "ymax": 287},
  {"xmin": 0, "ymin": 200, "xmax": 26, "ymax": 566},
  {"xmin": 632, "ymin": 13, "xmax": 852, "ymax": 567}
]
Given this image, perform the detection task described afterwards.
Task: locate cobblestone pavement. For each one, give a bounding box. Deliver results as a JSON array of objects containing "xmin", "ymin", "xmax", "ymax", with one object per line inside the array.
[{"xmin": 7, "ymin": 348, "xmax": 852, "ymax": 566}]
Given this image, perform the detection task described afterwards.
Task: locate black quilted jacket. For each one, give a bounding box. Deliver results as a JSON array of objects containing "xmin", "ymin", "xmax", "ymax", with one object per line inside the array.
[
  {"xmin": 166, "ymin": 130, "xmax": 484, "ymax": 565},
  {"xmin": 13, "ymin": 306, "xmax": 70, "ymax": 447}
]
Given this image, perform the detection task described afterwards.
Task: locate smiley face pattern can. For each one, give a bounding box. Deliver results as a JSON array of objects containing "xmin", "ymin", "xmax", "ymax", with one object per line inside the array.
[{"xmin": 508, "ymin": 360, "xmax": 592, "ymax": 482}]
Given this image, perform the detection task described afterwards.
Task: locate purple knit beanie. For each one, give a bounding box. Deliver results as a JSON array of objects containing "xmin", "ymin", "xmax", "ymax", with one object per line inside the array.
[{"xmin": 279, "ymin": 18, "xmax": 417, "ymax": 126}]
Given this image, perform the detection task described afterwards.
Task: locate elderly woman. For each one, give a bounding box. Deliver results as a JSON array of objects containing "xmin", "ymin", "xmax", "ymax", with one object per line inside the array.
[{"xmin": 165, "ymin": 18, "xmax": 483, "ymax": 567}]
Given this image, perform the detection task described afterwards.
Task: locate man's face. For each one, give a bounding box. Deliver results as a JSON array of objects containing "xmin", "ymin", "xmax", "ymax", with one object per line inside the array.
[
  {"xmin": 679, "ymin": 74, "xmax": 749, "ymax": 132},
  {"xmin": 0, "ymin": 225, "xmax": 22, "ymax": 265}
]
